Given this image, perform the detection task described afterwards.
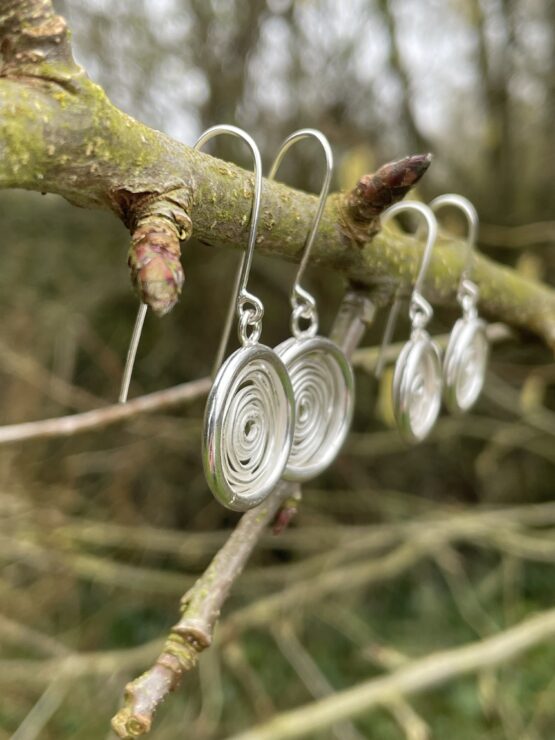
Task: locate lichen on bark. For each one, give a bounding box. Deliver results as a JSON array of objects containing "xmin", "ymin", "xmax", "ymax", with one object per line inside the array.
[{"xmin": 1, "ymin": 0, "xmax": 555, "ymax": 334}]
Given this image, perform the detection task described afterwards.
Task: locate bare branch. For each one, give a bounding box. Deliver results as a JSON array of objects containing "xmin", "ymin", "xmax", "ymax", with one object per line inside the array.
[
  {"xmin": 0, "ymin": 377, "xmax": 211, "ymax": 445},
  {"xmin": 111, "ymin": 481, "xmax": 293, "ymax": 738}
]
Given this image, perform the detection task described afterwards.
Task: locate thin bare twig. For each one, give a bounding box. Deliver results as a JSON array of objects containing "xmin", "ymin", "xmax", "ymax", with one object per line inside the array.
[
  {"xmin": 0, "ymin": 377, "xmax": 211, "ymax": 445},
  {"xmin": 11, "ymin": 679, "xmax": 69, "ymax": 740},
  {"xmin": 111, "ymin": 481, "xmax": 293, "ymax": 738},
  {"xmin": 272, "ymin": 622, "xmax": 366, "ymax": 740}
]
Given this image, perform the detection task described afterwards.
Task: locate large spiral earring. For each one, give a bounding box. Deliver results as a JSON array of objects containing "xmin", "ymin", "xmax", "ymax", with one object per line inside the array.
[
  {"xmin": 195, "ymin": 126, "xmax": 295, "ymax": 511},
  {"xmin": 265, "ymin": 129, "xmax": 354, "ymax": 481},
  {"xmin": 375, "ymin": 202, "xmax": 441, "ymax": 444},
  {"xmin": 430, "ymin": 194, "xmax": 488, "ymax": 414},
  {"xmin": 119, "ymin": 125, "xmax": 295, "ymax": 512}
]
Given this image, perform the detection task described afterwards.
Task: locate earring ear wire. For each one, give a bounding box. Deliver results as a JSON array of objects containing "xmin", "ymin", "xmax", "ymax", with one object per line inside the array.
[
  {"xmin": 267, "ymin": 129, "xmax": 355, "ymax": 481},
  {"xmin": 429, "ymin": 193, "xmax": 488, "ymax": 414},
  {"xmin": 375, "ymin": 200, "xmax": 439, "ymax": 378},
  {"xmin": 196, "ymin": 125, "xmax": 295, "ymax": 511},
  {"xmin": 429, "ymin": 193, "xmax": 478, "ymax": 305}
]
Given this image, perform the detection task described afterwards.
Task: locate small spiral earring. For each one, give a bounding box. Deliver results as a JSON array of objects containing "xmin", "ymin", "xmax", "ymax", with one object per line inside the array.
[
  {"xmin": 267, "ymin": 129, "xmax": 354, "ymax": 481},
  {"xmin": 375, "ymin": 201, "xmax": 441, "ymax": 443},
  {"xmin": 430, "ymin": 194, "xmax": 488, "ymax": 414},
  {"xmin": 119, "ymin": 125, "xmax": 295, "ymax": 512}
]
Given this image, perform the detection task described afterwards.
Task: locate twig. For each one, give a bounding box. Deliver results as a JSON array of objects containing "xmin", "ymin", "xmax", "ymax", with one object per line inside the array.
[
  {"xmin": 319, "ymin": 607, "xmax": 430, "ymax": 740},
  {"xmin": 0, "ymin": 377, "xmax": 211, "ymax": 445},
  {"xmin": 0, "ymin": 337, "xmax": 105, "ymax": 412},
  {"xmin": 0, "ymin": 614, "xmax": 69, "ymax": 658},
  {"xmin": 272, "ymin": 622, "xmax": 366, "ymax": 740},
  {"xmin": 11, "ymin": 679, "xmax": 69, "ymax": 740},
  {"xmin": 111, "ymin": 289, "xmax": 375, "ymax": 737},
  {"xmin": 2, "ymin": 506, "xmax": 554, "ymax": 690},
  {"xmin": 220, "ymin": 502, "xmax": 555, "ymax": 639},
  {"xmin": 226, "ymin": 607, "xmax": 555, "ymax": 740},
  {"xmin": 223, "ymin": 642, "xmax": 276, "ymax": 721},
  {"xmin": 111, "ymin": 481, "xmax": 292, "ymax": 738},
  {"xmin": 480, "ymin": 221, "xmax": 555, "ymax": 248}
]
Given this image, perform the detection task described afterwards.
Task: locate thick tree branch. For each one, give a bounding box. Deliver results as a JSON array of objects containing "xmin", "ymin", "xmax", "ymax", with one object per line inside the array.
[{"xmin": 0, "ymin": 1, "xmax": 554, "ymax": 342}]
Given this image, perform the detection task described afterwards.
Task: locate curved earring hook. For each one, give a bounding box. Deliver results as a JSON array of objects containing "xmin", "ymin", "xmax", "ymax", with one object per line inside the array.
[
  {"xmin": 375, "ymin": 201, "xmax": 438, "ymax": 377},
  {"xmin": 119, "ymin": 125, "xmax": 263, "ymax": 403},
  {"xmin": 267, "ymin": 128, "xmax": 333, "ymax": 335},
  {"xmin": 194, "ymin": 125, "xmax": 263, "ymax": 376},
  {"xmin": 429, "ymin": 193, "xmax": 478, "ymax": 294}
]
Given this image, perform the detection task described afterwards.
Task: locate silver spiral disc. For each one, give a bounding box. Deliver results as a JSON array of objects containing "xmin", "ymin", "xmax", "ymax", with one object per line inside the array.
[
  {"xmin": 393, "ymin": 332, "xmax": 442, "ymax": 443},
  {"xmin": 275, "ymin": 336, "xmax": 354, "ymax": 482},
  {"xmin": 203, "ymin": 344, "xmax": 295, "ymax": 511},
  {"xmin": 443, "ymin": 318, "xmax": 488, "ymax": 414}
]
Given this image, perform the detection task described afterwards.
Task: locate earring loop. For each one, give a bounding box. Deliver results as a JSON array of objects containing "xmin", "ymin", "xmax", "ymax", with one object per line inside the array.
[
  {"xmin": 268, "ymin": 129, "xmax": 355, "ymax": 481},
  {"xmin": 430, "ymin": 193, "xmax": 488, "ymax": 414},
  {"xmin": 196, "ymin": 125, "xmax": 295, "ymax": 511},
  {"xmin": 376, "ymin": 201, "xmax": 442, "ymax": 443}
]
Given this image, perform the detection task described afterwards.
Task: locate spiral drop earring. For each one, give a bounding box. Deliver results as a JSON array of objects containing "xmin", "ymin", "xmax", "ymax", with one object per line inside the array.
[
  {"xmin": 375, "ymin": 201, "xmax": 441, "ymax": 443},
  {"xmin": 120, "ymin": 125, "xmax": 295, "ymax": 512},
  {"xmin": 429, "ymin": 194, "xmax": 488, "ymax": 414},
  {"xmin": 267, "ymin": 129, "xmax": 354, "ymax": 481},
  {"xmin": 195, "ymin": 126, "xmax": 295, "ymax": 511}
]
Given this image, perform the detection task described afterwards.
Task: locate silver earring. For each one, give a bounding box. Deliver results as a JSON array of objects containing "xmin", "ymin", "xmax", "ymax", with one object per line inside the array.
[
  {"xmin": 267, "ymin": 129, "xmax": 355, "ymax": 481},
  {"xmin": 375, "ymin": 201, "xmax": 441, "ymax": 443},
  {"xmin": 429, "ymin": 194, "xmax": 488, "ymax": 414},
  {"xmin": 119, "ymin": 125, "xmax": 295, "ymax": 512},
  {"xmin": 195, "ymin": 125, "xmax": 295, "ymax": 511}
]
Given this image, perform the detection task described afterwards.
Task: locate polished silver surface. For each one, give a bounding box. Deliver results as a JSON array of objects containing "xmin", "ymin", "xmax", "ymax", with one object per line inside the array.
[
  {"xmin": 193, "ymin": 125, "xmax": 265, "ymax": 375},
  {"xmin": 266, "ymin": 129, "xmax": 355, "ymax": 480},
  {"xmin": 203, "ymin": 343, "xmax": 294, "ymax": 511},
  {"xmin": 393, "ymin": 330, "xmax": 442, "ymax": 443},
  {"xmin": 194, "ymin": 126, "xmax": 295, "ymax": 511},
  {"xmin": 443, "ymin": 317, "xmax": 488, "ymax": 413},
  {"xmin": 275, "ymin": 336, "xmax": 354, "ymax": 481},
  {"xmin": 375, "ymin": 201, "xmax": 439, "ymax": 379}
]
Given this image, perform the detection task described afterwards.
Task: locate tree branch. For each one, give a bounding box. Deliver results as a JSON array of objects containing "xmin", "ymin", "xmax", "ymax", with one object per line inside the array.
[
  {"xmin": 111, "ymin": 481, "xmax": 293, "ymax": 738},
  {"xmin": 226, "ymin": 607, "xmax": 555, "ymax": 740},
  {"xmin": 1, "ymin": 1, "xmax": 554, "ymax": 343}
]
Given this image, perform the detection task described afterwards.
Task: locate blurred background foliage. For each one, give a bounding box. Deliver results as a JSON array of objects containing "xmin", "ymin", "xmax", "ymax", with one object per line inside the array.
[{"xmin": 1, "ymin": 0, "xmax": 554, "ymax": 738}]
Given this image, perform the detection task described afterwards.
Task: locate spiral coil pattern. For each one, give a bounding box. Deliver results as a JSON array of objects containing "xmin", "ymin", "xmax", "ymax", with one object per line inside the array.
[
  {"xmin": 276, "ymin": 337, "xmax": 354, "ymax": 481},
  {"xmin": 203, "ymin": 345, "xmax": 294, "ymax": 511},
  {"xmin": 444, "ymin": 318, "xmax": 488, "ymax": 413},
  {"xmin": 393, "ymin": 332, "xmax": 442, "ymax": 443}
]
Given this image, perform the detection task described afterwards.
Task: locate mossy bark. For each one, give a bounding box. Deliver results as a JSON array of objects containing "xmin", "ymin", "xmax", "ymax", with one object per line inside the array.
[{"xmin": 1, "ymin": 0, "xmax": 554, "ymax": 343}]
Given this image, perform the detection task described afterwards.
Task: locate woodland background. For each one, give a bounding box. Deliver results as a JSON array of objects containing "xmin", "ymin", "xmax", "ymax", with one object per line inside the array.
[{"xmin": 1, "ymin": 1, "xmax": 554, "ymax": 738}]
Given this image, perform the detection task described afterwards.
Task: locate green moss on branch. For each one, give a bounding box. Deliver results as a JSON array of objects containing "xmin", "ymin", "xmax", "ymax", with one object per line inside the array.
[{"xmin": 0, "ymin": 0, "xmax": 554, "ymax": 339}]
